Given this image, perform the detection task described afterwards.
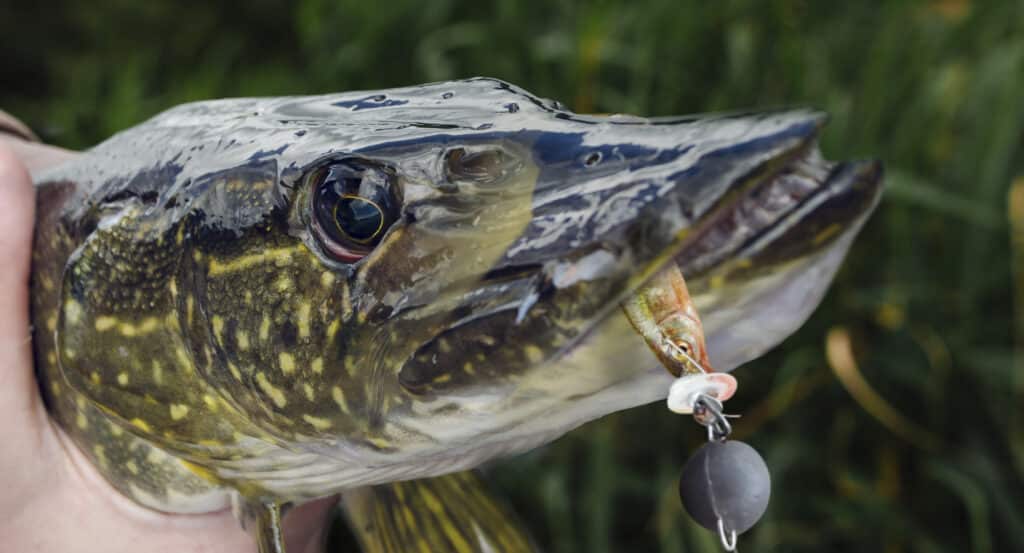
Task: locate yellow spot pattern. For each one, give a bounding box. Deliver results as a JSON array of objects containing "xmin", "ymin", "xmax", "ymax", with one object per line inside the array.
[
  {"xmin": 152, "ymin": 360, "xmax": 164, "ymax": 385},
  {"xmin": 332, "ymin": 386, "xmax": 350, "ymax": 413},
  {"xmin": 170, "ymin": 404, "xmax": 190, "ymax": 420},
  {"xmin": 202, "ymin": 395, "xmax": 220, "ymax": 412},
  {"xmin": 118, "ymin": 317, "xmax": 160, "ymax": 337},
  {"xmin": 236, "ymin": 330, "xmax": 250, "ymax": 351},
  {"xmin": 259, "ymin": 317, "xmax": 271, "ymax": 342},
  {"xmin": 297, "ymin": 302, "xmax": 312, "ymax": 339},
  {"xmin": 65, "ymin": 300, "xmax": 83, "ymax": 324},
  {"xmin": 302, "ymin": 414, "xmax": 333, "ymax": 430},
  {"xmin": 175, "ymin": 346, "xmax": 192, "ymax": 371},
  {"xmin": 813, "ymin": 223, "xmax": 843, "ymax": 245},
  {"xmin": 279, "ymin": 352, "xmax": 296, "ymax": 374},
  {"xmin": 256, "ymin": 372, "xmax": 287, "ymax": 408},
  {"xmin": 228, "ymin": 362, "xmax": 243, "ymax": 381},
  {"xmin": 212, "ymin": 315, "xmax": 225, "ymax": 341},
  {"xmin": 206, "ymin": 246, "xmax": 300, "ymax": 276},
  {"xmin": 93, "ymin": 445, "xmax": 108, "ymax": 469},
  {"xmin": 327, "ymin": 319, "xmax": 340, "ymax": 343}
]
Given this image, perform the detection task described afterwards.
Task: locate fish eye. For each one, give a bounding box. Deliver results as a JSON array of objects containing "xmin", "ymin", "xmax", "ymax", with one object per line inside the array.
[
  {"xmin": 445, "ymin": 146, "xmax": 521, "ymax": 185},
  {"xmin": 310, "ymin": 160, "xmax": 397, "ymax": 262}
]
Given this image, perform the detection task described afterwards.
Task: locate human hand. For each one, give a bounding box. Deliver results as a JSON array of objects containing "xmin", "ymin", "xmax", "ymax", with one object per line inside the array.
[{"xmin": 0, "ymin": 144, "xmax": 333, "ymax": 553}]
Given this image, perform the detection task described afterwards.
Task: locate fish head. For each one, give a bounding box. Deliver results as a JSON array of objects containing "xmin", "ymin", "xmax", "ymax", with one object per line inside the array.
[
  {"xmin": 58, "ymin": 78, "xmax": 879, "ymax": 469},
  {"xmin": 229, "ymin": 78, "xmax": 883, "ymax": 458}
]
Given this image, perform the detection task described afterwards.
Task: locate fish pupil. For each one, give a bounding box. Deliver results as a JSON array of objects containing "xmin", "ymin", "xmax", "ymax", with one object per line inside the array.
[{"xmin": 335, "ymin": 196, "xmax": 384, "ymax": 243}]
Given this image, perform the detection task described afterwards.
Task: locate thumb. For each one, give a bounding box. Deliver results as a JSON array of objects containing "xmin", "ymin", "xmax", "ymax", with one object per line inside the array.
[{"xmin": 0, "ymin": 144, "xmax": 39, "ymax": 423}]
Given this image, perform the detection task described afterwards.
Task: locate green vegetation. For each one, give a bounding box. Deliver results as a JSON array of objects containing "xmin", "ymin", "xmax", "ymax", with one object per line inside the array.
[{"xmin": 3, "ymin": 1, "xmax": 1022, "ymax": 551}]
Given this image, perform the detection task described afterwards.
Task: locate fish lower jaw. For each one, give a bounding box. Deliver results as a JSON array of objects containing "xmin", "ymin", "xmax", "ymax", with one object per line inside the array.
[
  {"xmin": 211, "ymin": 427, "xmax": 573, "ymax": 500},
  {"xmin": 698, "ymin": 215, "xmax": 868, "ymax": 370},
  {"xmin": 221, "ymin": 316, "xmax": 674, "ymax": 500}
]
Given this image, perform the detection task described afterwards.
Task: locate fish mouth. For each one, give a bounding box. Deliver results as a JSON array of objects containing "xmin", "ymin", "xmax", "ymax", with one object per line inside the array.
[
  {"xmin": 674, "ymin": 146, "xmax": 883, "ymax": 283},
  {"xmin": 396, "ymin": 108, "xmax": 882, "ymax": 406},
  {"xmin": 620, "ymin": 139, "xmax": 883, "ymax": 375},
  {"xmin": 383, "ymin": 102, "xmax": 882, "ymax": 462}
]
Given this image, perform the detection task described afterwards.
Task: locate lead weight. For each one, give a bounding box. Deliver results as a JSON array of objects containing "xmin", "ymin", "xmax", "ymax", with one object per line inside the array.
[{"xmin": 679, "ymin": 440, "xmax": 771, "ymax": 536}]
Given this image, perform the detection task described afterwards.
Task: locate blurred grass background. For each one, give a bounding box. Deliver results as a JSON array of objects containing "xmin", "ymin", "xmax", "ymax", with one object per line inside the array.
[{"xmin": 3, "ymin": 0, "xmax": 1023, "ymax": 551}]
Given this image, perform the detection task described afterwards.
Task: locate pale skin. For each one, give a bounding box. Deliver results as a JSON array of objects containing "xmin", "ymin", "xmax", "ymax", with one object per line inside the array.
[{"xmin": 0, "ymin": 142, "xmax": 334, "ymax": 552}]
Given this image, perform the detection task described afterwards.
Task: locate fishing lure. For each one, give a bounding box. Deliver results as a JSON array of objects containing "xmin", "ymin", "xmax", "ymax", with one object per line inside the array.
[{"xmin": 624, "ymin": 261, "xmax": 769, "ymax": 550}]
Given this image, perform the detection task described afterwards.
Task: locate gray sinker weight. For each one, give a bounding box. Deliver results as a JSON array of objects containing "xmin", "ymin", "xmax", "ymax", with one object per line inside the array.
[{"xmin": 679, "ymin": 440, "xmax": 771, "ymax": 535}]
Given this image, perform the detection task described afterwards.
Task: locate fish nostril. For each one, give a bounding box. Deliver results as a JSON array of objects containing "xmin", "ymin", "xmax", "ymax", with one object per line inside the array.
[{"xmin": 583, "ymin": 152, "xmax": 602, "ymax": 167}]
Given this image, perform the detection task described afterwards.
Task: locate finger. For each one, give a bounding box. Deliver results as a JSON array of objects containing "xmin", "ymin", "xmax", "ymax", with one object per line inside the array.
[
  {"xmin": 283, "ymin": 495, "xmax": 337, "ymax": 553},
  {"xmin": 0, "ymin": 144, "xmax": 38, "ymax": 416}
]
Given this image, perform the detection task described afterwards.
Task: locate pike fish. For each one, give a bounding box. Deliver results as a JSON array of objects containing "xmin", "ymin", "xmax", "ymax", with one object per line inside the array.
[{"xmin": 29, "ymin": 78, "xmax": 882, "ymax": 552}]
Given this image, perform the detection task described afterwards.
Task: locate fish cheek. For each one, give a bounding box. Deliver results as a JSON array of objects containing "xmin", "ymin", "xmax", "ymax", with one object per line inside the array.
[
  {"xmin": 188, "ymin": 240, "xmax": 361, "ymax": 438},
  {"xmin": 53, "ymin": 205, "xmax": 245, "ymax": 456},
  {"xmin": 397, "ymin": 308, "xmax": 578, "ymax": 399},
  {"xmin": 351, "ymin": 166, "xmax": 543, "ymax": 390}
]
